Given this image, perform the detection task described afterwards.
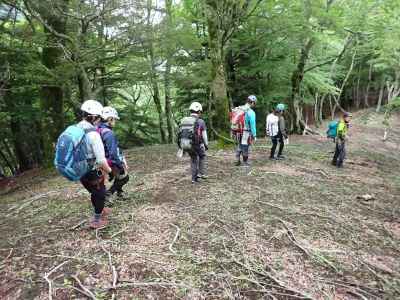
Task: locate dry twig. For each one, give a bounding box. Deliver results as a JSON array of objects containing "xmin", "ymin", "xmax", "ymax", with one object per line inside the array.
[
  {"xmin": 71, "ymin": 274, "xmax": 98, "ymax": 300},
  {"xmin": 100, "ymin": 244, "xmax": 118, "ymax": 299},
  {"xmin": 169, "ymin": 223, "xmax": 181, "ymax": 254},
  {"xmin": 44, "ymin": 260, "xmax": 69, "ymax": 300},
  {"xmin": 69, "ymin": 220, "xmax": 86, "ymax": 231}
]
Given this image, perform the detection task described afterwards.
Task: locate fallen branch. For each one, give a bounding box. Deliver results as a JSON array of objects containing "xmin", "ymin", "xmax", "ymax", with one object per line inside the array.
[
  {"xmin": 110, "ymin": 228, "xmax": 128, "ymax": 238},
  {"xmin": 3, "ymin": 248, "xmax": 13, "ymax": 261},
  {"xmin": 278, "ymin": 219, "xmax": 310, "ymax": 256},
  {"xmin": 169, "ymin": 224, "xmax": 181, "ymax": 254},
  {"xmin": 317, "ymin": 279, "xmax": 381, "ymax": 299},
  {"xmin": 100, "ymin": 244, "xmax": 118, "ymax": 299},
  {"xmin": 7, "ymin": 191, "xmax": 58, "ymax": 216},
  {"xmin": 106, "ymin": 280, "xmax": 190, "ymax": 290},
  {"xmin": 44, "ymin": 260, "xmax": 70, "ymax": 300},
  {"xmin": 69, "ymin": 285, "xmax": 97, "ymax": 300},
  {"xmin": 222, "ymin": 239, "xmax": 314, "ymax": 299},
  {"xmin": 230, "ymin": 253, "xmax": 314, "ymax": 299},
  {"xmin": 71, "ymin": 274, "xmax": 98, "ymax": 300},
  {"xmin": 211, "ymin": 128, "xmax": 235, "ymax": 144},
  {"xmin": 278, "ymin": 219, "xmax": 339, "ymax": 272},
  {"xmin": 69, "ymin": 220, "xmax": 86, "ymax": 231}
]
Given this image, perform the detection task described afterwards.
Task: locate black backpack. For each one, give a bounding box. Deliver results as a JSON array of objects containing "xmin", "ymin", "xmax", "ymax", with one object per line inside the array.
[{"xmin": 178, "ymin": 116, "xmax": 199, "ymax": 152}]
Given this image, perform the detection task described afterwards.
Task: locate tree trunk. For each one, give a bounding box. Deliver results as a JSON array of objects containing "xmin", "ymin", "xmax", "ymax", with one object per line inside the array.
[
  {"xmin": 164, "ymin": 0, "xmax": 175, "ymax": 144},
  {"xmin": 206, "ymin": 2, "xmax": 230, "ymax": 134},
  {"xmin": 376, "ymin": 81, "xmax": 385, "ymax": 112},
  {"xmin": 290, "ymin": 38, "xmax": 314, "ymax": 133},
  {"xmin": 39, "ymin": 0, "xmax": 68, "ymax": 161},
  {"xmin": 355, "ymin": 67, "xmax": 361, "ymax": 109},
  {"xmin": 364, "ymin": 63, "xmax": 372, "ymax": 107},
  {"xmin": 146, "ymin": 0, "xmax": 166, "ymax": 143},
  {"xmin": 0, "ymin": 142, "xmax": 16, "ymax": 175}
]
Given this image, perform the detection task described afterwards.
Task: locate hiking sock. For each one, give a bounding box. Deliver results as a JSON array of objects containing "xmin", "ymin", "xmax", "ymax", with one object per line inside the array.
[{"xmin": 94, "ymin": 213, "xmax": 102, "ymax": 222}]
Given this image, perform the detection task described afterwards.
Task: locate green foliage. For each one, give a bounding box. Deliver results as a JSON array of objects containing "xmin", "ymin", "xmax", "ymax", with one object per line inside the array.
[{"xmin": 1, "ymin": 0, "xmax": 400, "ymax": 172}]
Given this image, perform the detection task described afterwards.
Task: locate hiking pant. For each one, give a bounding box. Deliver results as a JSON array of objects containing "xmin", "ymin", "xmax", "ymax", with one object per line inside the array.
[
  {"xmin": 235, "ymin": 133, "xmax": 251, "ymax": 162},
  {"xmin": 80, "ymin": 170, "xmax": 106, "ymax": 214},
  {"xmin": 189, "ymin": 145, "xmax": 206, "ymax": 181},
  {"xmin": 109, "ymin": 166, "xmax": 129, "ymax": 194},
  {"xmin": 236, "ymin": 143, "xmax": 250, "ymax": 162},
  {"xmin": 332, "ymin": 140, "xmax": 346, "ymax": 167},
  {"xmin": 270, "ymin": 133, "xmax": 284, "ymax": 158}
]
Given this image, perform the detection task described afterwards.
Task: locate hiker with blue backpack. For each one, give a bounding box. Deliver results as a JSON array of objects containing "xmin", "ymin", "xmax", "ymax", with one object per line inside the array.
[
  {"xmin": 231, "ymin": 95, "xmax": 257, "ymax": 167},
  {"xmin": 177, "ymin": 102, "xmax": 209, "ymax": 184},
  {"xmin": 98, "ymin": 106, "xmax": 129, "ymax": 203},
  {"xmin": 331, "ymin": 111, "xmax": 352, "ymax": 168},
  {"xmin": 55, "ymin": 100, "xmax": 112, "ymax": 229}
]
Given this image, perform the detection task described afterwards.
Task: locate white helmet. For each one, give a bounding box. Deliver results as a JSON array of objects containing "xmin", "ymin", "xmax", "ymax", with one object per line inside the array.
[
  {"xmin": 248, "ymin": 95, "xmax": 257, "ymax": 103},
  {"xmin": 102, "ymin": 106, "xmax": 120, "ymax": 120},
  {"xmin": 81, "ymin": 100, "xmax": 103, "ymax": 116},
  {"xmin": 189, "ymin": 102, "xmax": 202, "ymax": 112}
]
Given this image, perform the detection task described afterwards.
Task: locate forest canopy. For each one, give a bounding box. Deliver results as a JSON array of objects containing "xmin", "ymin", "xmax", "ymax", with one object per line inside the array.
[{"xmin": 1, "ymin": 0, "xmax": 400, "ymax": 175}]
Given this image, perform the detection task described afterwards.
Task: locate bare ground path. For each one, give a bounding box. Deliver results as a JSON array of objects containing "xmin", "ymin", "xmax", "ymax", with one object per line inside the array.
[{"xmin": 1, "ymin": 110, "xmax": 399, "ymax": 299}]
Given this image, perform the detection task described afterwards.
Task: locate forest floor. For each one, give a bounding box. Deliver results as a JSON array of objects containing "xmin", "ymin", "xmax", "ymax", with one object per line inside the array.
[{"xmin": 1, "ymin": 109, "xmax": 400, "ymax": 300}]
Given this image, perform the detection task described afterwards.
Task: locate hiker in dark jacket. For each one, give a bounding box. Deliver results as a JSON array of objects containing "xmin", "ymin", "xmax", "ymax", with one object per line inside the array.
[
  {"xmin": 99, "ymin": 106, "xmax": 129, "ymax": 201},
  {"xmin": 332, "ymin": 111, "xmax": 352, "ymax": 168},
  {"xmin": 178, "ymin": 102, "xmax": 209, "ymax": 184}
]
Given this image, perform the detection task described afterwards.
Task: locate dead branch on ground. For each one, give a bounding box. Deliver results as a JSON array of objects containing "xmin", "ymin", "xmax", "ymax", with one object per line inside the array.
[
  {"xmin": 223, "ymin": 240, "xmax": 314, "ymax": 299},
  {"xmin": 44, "ymin": 260, "xmax": 70, "ymax": 300},
  {"xmin": 169, "ymin": 223, "xmax": 181, "ymax": 254},
  {"xmin": 100, "ymin": 244, "xmax": 118, "ymax": 299},
  {"xmin": 69, "ymin": 220, "xmax": 86, "ymax": 231},
  {"xmin": 7, "ymin": 191, "xmax": 58, "ymax": 216},
  {"xmin": 71, "ymin": 274, "xmax": 98, "ymax": 300}
]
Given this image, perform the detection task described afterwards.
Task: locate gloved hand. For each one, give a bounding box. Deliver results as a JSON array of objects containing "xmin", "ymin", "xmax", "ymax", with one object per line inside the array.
[{"xmin": 108, "ymin": 173, "xmax": 114, "ymax": 182}]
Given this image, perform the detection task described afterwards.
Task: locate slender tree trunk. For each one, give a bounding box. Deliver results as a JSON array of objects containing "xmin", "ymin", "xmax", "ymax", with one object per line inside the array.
[
  {"xmin": 376, "ymin": 81, "xmax": 385, "ymax": 112},
  {"xmin": 364, "ymin": 63, "xmax": 372, "ymax": 107},
  {"xmin": 319, "ymin": 94, "xmax": 326, "ymax": 122},
  {"xmin": 0, "ymin": 143, "xmax": 15, "ymax": 175},
  {"xmin": 355, "ymin": 67, "xmax": 361, "ymax": 109},
  {"xmin": 146, "ymin": 0, "xmax": 166, "ymax": 143},
  {"xmin": 164, "ymin": 0, "xmax": 174, "ymax": 144}
]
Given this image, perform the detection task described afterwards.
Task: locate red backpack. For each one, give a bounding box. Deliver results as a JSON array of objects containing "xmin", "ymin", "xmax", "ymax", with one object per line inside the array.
[{"xmin": 230, "ymin": 106, "xmax": 246, "ymax": 137}]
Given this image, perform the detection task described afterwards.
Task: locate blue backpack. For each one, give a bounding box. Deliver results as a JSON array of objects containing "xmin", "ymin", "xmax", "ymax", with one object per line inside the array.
[
  {"xmin": 326, "ymin": 120, "xmax": 338, "ymax": 139},
  {"xmin": 54, "ymin": 125, "xmax": 94, "ymax": 181}
]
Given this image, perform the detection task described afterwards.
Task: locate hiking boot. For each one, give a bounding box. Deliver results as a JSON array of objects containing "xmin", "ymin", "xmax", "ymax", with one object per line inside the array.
[
  {"xmin": 89, "ymin": 218, "xmax": 108, "ymax": 229},
  {"xmin": 104, "ymin": 191, "xmax": 115, "ymax": 207},
  {"xmin": 235, "ymin": 161, "xmax": 241, "ymax": 166},
  {"xmin": 269, "ymin": 156, "xmax": 277, "ymax": 160},
  {"xmin": 197, "ymin": 174, "xmax": 208, "ymax": 180},
  {"xmin": 101, "ymin": 207, "xmax": 112, "ymax": 218},
  {"xmin": 192, "ymin": 179, "xmax": 200, "ymax": 184},
  {"xmin": 117, "ymin": 192, "xmax": 129, "ymax": 200},
  {"xmin": 276, "ymin": 155, "xmax": 285, "ymax": 160}
]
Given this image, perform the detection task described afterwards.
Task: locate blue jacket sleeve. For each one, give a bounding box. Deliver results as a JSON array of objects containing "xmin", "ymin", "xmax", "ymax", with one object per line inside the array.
[
  {"xmin": 102, "ymin": 131, "xmax": 123, "ymax": 168},
  {"xmin": 246, "ymin": 110, "xmax": 257, "ymax": 137}
]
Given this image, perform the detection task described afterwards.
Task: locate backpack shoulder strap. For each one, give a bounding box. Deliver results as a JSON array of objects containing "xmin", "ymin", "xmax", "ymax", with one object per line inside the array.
[{"xmin": 85, "ymin": 127, "xmax": 96, "ymax": 134}]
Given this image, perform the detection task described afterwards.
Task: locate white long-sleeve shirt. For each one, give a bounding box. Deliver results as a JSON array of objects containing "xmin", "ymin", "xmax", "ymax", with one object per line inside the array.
[
  {"xmin": 266, "ymin": 113, "xmax": 279, "ymax": 137},
  {"xmin": 76, "ymin": 120, "xmax": 107, "ymax": 166}
]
